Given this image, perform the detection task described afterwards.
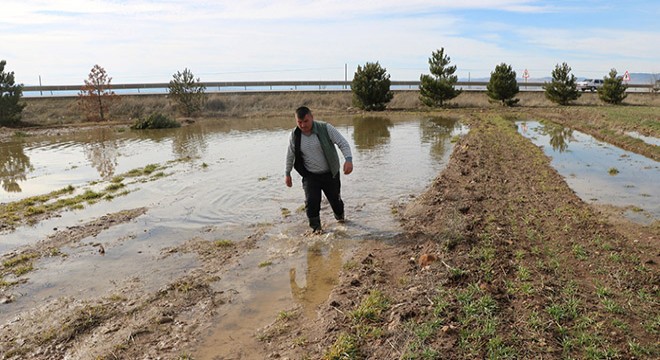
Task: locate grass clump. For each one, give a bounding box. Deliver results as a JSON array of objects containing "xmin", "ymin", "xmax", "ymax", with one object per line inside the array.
[
  {"xmin": 131, "ymin": 112, "xmax": 181, "ymax": 130},
  {"xmin": 124, "ymin": 164, "xmax": 160, "ymax": 177},
  {"xmin": 80, "ymin": 190, "xmax": 102, "ymax": 201},
  {"xmin": 3, "ymin": 252, "xmax": 39, "ymax": 269},
  {"xmin": 105, "ymin": 182, "xmax": 125, "ymax": 191},
  {"xmin": 214, "ymin": 239, "xmax": 233, "ymax": 248},
  {"xmin": 350, "ymin": 290, "xmax": 390, "ymax": 324},
  {"xmin": 324, "ymin": 332, "xmax": 361, "ymax": 360},
  {"xmin": 2, "ymin": 251, "xmax": 39, "ymax": 278}
]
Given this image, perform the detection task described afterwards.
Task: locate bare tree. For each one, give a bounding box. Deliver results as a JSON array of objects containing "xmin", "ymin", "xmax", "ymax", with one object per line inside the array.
[{"xmin": 78, "ymin": 65, "xmax": 119, "ymax": 121}]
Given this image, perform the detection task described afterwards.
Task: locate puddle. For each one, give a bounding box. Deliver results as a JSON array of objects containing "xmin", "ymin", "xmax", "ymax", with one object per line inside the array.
[
  {"xmin": 0, "ymin": 115, "xmax": 467, "ymax": 357},
  {"xmin": 194, "ymin": 227, "xmax": 354, "ymax": 360},
  {"xmin": 625, "ymin": 131, "xmax": 660, "ymax": 147},
  {"xmin": 517, "ymin": 121, "xmax": 659, "ymax": 224}
]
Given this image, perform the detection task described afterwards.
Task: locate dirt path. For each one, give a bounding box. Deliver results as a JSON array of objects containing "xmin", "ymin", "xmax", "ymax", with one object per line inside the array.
[{"xmin": 0, "ymin": 108, "xmax": 658, "ymax": 359}]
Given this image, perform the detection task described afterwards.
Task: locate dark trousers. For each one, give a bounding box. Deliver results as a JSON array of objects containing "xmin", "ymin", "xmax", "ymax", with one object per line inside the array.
[{"xmin": 302, "ymin": 172, "xmax": 344, "ymax": 228}]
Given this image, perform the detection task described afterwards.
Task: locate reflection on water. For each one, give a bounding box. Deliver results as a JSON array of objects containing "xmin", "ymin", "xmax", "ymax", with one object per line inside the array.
[
  {"xmin": 539, "ymin": 121, "xmax": 574, "ymax": 152},
  {"xmin": 0, "ymin": 115, "xmax": 466, "ymax": 204},
  {"xmin": 518, "ymin": 121, "xmax": 659, "ymax": 223},
  {"xmin": 172, "ymin": 125, "xmax": 210, "ymax": 159},
  {"xmin": 421, "ymin": 116, "xmax": 468, "ymax": 160},
  {"xmin": 84, "ymin": 129, "xmax": 118, "ymax": 179},
  {"xmin": 289, "ymin": 242, "xmax": 342, "ymax": 319},
  {"xmin": 0, "ymin": 140, "xmax": 32, "ymax": 192},
  {"xmin": 352, "ymin": 116, "xmax": 392, "ymax": 150}
]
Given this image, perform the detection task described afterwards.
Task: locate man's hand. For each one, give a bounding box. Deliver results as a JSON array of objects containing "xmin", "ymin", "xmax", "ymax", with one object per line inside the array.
[
  {"xmin": 285, "ymin": 175, "xmax": 293, "ymax": 187},
  {"xmin": 343, "ymin": 161, "xmax": 353, "ymax": 175}
]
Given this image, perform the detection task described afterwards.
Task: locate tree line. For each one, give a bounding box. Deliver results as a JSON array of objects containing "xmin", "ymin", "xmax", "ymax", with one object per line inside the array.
[
  {"xmin": 0, "ymin": 51, "xmax": 633, "ymax": 127},
  {"xmin": 350, "ymin": 49, "xmax": 629, "ymax": 111}
]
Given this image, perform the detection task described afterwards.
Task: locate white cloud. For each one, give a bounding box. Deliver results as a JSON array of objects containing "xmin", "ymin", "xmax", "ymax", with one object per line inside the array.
[{"xmin": 2, "ymin": 1, "xmax": 658, "ymax": 84}]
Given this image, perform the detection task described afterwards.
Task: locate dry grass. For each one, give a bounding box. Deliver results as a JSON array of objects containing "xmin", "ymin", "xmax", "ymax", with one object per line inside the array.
[{"xmin": 16, "ymin": 91, "xmax": 659, "ymax": 126}]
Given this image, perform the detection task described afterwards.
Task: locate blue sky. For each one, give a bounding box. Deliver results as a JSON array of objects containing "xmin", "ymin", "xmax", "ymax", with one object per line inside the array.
[{"xmin": 1, "ymin": 0, "xmax": 658, "ymax": 85}]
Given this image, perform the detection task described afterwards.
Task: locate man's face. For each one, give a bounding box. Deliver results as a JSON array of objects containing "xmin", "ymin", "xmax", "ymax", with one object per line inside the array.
[{"xmin": 296, "ymin": 113, "xmax": 313, "ymax": 134}]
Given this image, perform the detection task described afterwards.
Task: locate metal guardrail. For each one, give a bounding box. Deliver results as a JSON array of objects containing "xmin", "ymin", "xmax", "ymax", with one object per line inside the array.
[{"xmin": 21, "ymin": 80, "xmax": 655, "ymax": 94}]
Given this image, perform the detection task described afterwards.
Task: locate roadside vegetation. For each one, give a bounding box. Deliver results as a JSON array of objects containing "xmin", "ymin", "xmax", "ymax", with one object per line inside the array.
[{"xmin": 10, "ymin": 90, "xmax": 657, "ymax": 128}]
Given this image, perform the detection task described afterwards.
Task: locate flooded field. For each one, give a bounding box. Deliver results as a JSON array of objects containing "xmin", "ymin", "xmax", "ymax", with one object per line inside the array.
[
  {"xmin": 0, "ymin": 114, "xmax": 467, "ymax": 357},
  {"xmin": 1, "ymin": 109, "xmax": 658, "ymax": 359},
  {"xmin": 518, "ymin": 120, "xmax": 659, "ymax": 224}
]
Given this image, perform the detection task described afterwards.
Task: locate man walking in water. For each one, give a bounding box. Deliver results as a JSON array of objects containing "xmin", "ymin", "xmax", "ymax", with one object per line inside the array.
[{"xmin": 285, "ymin": 106, "xmax": 353, "ymax": 232}]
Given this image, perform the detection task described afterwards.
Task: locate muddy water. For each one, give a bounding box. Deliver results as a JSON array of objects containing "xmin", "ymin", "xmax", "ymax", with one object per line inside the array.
[
  {"xmin": 517, "ymin": 121, "xmax": 659, "ymax": 224},
  {"xmin": 0, "ymin": 115, "xmax": 466, "ymax": 356}
]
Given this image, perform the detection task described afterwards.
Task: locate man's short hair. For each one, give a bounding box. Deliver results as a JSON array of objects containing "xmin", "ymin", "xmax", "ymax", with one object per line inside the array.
[{"xmin": 295, "ymin": 106, "xmax": 312, "ymax": 119}]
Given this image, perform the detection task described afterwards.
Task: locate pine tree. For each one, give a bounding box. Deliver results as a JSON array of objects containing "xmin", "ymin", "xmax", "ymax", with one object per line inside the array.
[
  {"xmin": 0, "ymin": 60, "xmax": 27, "ymax": 127},
  {"xmin": 351, "ymin": 62, "xmax": 393, "ymax": 111},
  {"xmin": 544, "ymin": 63, "xmax": 581, "ymax": 105},
  {"xmin": 487, "ymin": 63, "xmax": 519, "ymax": 106},
  {"xmin": 168, "ymin": 68, "xmax": 206, "ymax": 117},
  {"xmin": 419, "ymin": 48, "xmax": 462, "ymax": 107},
  {"xmin": 598, "ymin": 69, "xmax": 628, "ymax": 105}
]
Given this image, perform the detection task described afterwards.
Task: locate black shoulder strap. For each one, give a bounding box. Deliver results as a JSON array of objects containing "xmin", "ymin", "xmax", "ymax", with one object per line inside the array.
[{"xmin": 293, "ymin": 128, "xmax": 311, "ymax": 177}]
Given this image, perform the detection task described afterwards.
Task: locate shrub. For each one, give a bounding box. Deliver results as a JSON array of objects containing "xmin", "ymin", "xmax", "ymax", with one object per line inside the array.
[
  {"xmin": 598, "ymin": 68, "xmax": 628, "ymax": 105},
  {"xmin": 487, "ymin": 63, "xmax": 519, "ymax": 106},
  {"xmin": 351, "ymin": 61, "xmax": 393, "ymax": 111},
  {"xmin": 544, "ymin": 62, "xmax": 581, "ymax": 105},
  {"xmin": 131, "ymin": 112, "xmax": 181, "ymax": 130},
  {"xmin": 419, "ymin": 48, "xmax": 462, "ymax": 107}
]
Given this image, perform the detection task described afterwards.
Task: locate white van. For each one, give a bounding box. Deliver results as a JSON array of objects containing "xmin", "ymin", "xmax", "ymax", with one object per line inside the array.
[{"xmin": 577, "ymin": 79, "xmax": 604, "ymax": 92}]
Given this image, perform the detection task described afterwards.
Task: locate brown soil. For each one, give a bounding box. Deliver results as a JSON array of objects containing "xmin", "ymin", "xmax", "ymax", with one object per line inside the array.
[{"xmin": 0, "ymin": 95, "xmax": 658, "ymax": 359}]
